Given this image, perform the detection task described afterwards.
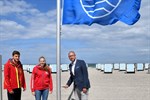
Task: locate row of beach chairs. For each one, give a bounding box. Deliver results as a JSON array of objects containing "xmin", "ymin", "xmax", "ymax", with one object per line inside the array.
[
  {"xmin": 25, "ymin": 64, "xmax": 89, "ymax": 73},
  {"xmin": 23, "ymin": 64, "xmax": 69, "ymax": 73},
  {"xmin": 2, "ymin": 63, "xmax": 149, "ymax": 73},
  {"xmin": 96, "ymin": 63, "xmax": 150, "ymax": 73}
]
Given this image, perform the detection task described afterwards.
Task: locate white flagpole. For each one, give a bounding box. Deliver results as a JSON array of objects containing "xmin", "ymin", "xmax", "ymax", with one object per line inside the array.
[
  {"xmin": 56, "ymin": 0, "xmax": 61, "ymax": 99},
  {"xmin": 0, "ymin": 55, "xmax": 2, "ymax": 100}
]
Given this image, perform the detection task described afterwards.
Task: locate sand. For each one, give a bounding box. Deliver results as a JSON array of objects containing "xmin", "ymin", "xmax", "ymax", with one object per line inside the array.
[{"xmin": 2, "ymin": 68, "xmax": 150, "ymax": 100}]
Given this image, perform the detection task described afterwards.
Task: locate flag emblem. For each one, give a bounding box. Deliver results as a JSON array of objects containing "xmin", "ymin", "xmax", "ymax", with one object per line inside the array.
[
  {"xmin": 80, "ymin": 0, "xmax": 121, "ymax": 19},
  {"xmin": 62, "ymin": 0, "xmax": 141, "ymax": 25}
]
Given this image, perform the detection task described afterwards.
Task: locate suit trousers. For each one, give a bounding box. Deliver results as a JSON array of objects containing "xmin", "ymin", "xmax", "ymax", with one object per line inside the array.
[{"xmin": 74, "ymin": 88, "xmax": 88, "ymax": 100}]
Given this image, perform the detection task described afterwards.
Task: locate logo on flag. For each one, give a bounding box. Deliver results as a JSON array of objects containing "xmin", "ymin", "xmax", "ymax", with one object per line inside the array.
[
  {"xmin": 62, "ymin": 0, "xmax": 141, "ymax": 25},
  {"xmin": 80, "ymin": 0, "xmax": 121, "ymax": 19}
]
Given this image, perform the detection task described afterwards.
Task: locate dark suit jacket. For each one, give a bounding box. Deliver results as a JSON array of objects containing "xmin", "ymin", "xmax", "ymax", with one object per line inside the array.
[{"xmin": 67, "ymin": 59, "xmax": 90, "ymax": 91}]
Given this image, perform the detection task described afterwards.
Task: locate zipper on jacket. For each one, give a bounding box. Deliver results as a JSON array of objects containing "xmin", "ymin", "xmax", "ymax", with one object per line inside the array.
[{"xmin": 15, "ymin": 67, "xmax": 20, "ymax": 88}]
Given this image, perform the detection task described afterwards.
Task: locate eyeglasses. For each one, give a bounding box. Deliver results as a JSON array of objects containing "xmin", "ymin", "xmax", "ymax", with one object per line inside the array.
[{"xmin": 68, "ymin": 55, "xmax": 75, "ymax": 57}]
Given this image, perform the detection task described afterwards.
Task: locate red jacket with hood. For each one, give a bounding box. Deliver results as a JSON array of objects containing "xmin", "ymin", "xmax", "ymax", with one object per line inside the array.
[
  {"xmin": 4, "ymin": 59, "xmax": 26, "ymax": 92},
  {"xmin": 30, "ymin": 65, "xmax": 53, "ymax": 92}
]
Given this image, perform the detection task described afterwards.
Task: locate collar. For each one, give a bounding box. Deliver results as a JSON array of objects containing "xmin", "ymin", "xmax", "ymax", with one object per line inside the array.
[
  {"xmin": 72, "ymin": 59, "xmax": 77, "ymax": 65},
  {"xmin": 9, "ymin": 58, "xmax": 21, "ymax": 67}
]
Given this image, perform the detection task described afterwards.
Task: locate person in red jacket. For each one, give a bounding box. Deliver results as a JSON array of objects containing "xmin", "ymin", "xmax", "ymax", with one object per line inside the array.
[
  {"xmin": 30, "ymin": 56, "xmax": 53, "ymax": 100},
  {"xmin": 4, "ymin": 50, "xmax": 26, "ymax": 100}
]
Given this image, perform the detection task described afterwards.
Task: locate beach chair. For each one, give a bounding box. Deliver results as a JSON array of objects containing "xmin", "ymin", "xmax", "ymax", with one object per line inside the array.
[
  {"xmin": 126, "ymin": 64, "xmax": 135, "ymax": 73},
  {"xmin": 50, "ymin": 64, "xmax": 57, "ymax": 73},
  {"xmin": 137, "ymin": 63, "xmax": 144, "ymax": 71},
  {"xmin": 119, "ymin": 63, "xmax": 126, "ymax": 71},
  {"xmin": 114, "ymin": 63, "xmax": 119, "ymax": 70},
  {"xmin": 144, "ymin": 63, "xmax": 149, "ymax": 70},
  {"xmin": 27, "ymin": 67, "xmax": 29, "ymax": 72},
  {"xmin": 23, "ymin": 65, "xmax": 29, "ymax": 71},
  {"xmin": 28, "ymin": 65, "xmax": 35, "ymax": 73},
  {"xmin": 104, "ymin": 64, "xmax": 113, "ymax": 73},
  {"xmin": 27, "ymin": 65, "xmax": 32, "ymax": 72},
  {"xmin": 101, "ymin": 64, "xmax": 105, "ymax": 71},
  {"xmin": 61, "ymin": 64, "xmax": 69, "ymax": 72},
  {"xmin": 96, "ymin": 64, "xmax": 101, "ymax": 70},
  {"xmin": 2, "ymin": 65, "xmax": 4, "ymax": 71}
]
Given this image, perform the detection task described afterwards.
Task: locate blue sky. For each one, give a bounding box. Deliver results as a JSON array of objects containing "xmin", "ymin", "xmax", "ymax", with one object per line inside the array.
[{"xmin": 0, "ymin": 0, "xmax": 149, "ymax": 64}]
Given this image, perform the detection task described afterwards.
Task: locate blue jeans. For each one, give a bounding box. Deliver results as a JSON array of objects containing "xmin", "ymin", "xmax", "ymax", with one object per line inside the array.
[{"xmin": 35, "ymin": 89, "xmax": 49, "ymax": 100}]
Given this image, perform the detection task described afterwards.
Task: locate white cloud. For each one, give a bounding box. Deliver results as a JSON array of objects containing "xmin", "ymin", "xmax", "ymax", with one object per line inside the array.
[
  {"xmin": 60, "ymin": 0, "xmax": 149, "ymax": 63},
  {"xmin": 0, "ymin": 41, "xmax": 57, "ymax": 64},
  {"xmin": 0, "ymin": 20, "xmax": 25, "ymax": 40},
  {"xmin": 61, "ymin": 0, "xmax": 149, "ymax": 45},
  {"xmin": 0, "ymin": 0, "xmax": 56, "ymax": 40},
  {"xmin": 0, "ymin": 0, "xmax": 31, "ymax": 15},
  {"xmin": 0, "ymin": 0, "xmax": 149, "ymax": 63},
  {"xmin": 1, "ymin": 0, "xmax": 149, "ymax": 42}
]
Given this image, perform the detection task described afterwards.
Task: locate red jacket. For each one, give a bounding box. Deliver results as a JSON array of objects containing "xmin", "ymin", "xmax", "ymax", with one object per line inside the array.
[
  {"xmin": 30, "ymin": 65, "xmax": 53, "ymax": 92},
  {"xmin": 4, "ymin": 59, "xmax": 26, "ymax": 92}
]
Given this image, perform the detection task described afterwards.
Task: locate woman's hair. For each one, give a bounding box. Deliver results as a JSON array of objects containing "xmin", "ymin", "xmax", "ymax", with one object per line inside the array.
[
  {"xmin": 38, "ymin": 56, "xmax": 50, "ymax": 72},
  {"xmin": 39, "ymin": 56, "xmax": 46, "ymax": 62}
]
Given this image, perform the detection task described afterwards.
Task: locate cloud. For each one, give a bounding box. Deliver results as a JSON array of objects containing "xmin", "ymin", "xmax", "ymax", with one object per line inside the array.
[
  {"xmin": 0, "ymin": 0, "xmax": 149, "ymax": 64},
  {"xmin": 1, "ymin": 40, "xmax": 57, "ymax": 64},
  {"xmin": 0, "ymin": 20, "xmax": 25, "ymax": 40},
  {"xmin": 1, "ymin": 0, "xmax": 149, "ymax": 42},
  {"xmin": 0, "ymin": 0, "xmax": 32, "ymax": 15},
  {"xmin": 60, "ymin": 0, "xmax": 150, "ymax": 63},
  {"xmin": 0, "ymin": 0, "xmax": 56, "ymax": 41},
  {"xmin": 61, "ymin": 0, "xmax": 149, "ymax": 44}
]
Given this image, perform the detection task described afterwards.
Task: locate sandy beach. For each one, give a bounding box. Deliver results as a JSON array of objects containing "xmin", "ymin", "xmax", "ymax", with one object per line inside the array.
[{"xmin": 2, "ymin": 68, "xmax": 150, "ymax": 100}]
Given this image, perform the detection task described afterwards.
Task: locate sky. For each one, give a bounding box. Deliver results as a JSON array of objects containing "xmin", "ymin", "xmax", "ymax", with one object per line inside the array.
[{"xmin": 0, "ymin": 0, "xmax": 150, "ymax": 64}]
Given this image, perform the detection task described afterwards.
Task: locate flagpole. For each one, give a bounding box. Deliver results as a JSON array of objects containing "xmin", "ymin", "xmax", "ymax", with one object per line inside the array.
[
  {"xmin": 0, "ymin": 55, "xmax": 2, "ymax": 100},
  {"xmin": 56, "ymin": 0, "xmax": 61, "ymax": 99}
]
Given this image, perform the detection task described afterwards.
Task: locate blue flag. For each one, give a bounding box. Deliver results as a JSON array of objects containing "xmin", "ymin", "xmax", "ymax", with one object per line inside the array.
[{"xmin": 62, "ymin": 0, "xmax": 141, "ymax": 25}]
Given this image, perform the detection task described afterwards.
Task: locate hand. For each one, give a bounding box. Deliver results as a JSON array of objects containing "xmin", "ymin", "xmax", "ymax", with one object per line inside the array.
[
  {"xmin": 49, "ymin": 91, "xmax": 53, "ymax": 94},
  {"xmin": 23, "ymin": 88, "xmax": 26, "ymax": 91},
  {"xmin": 82, "ymin": 88, "xmax": 87, "ymax": 93},
  {"xmin": 9, "ymin": 91, "xmax": 14, "ymax": 94},
  {"xmin": 62, "ymin": 85, "xmax": 69, "ymax": 89},
  {"xmin": 32, "ymin": 92, "xmax": 35, "ymax": 96}
]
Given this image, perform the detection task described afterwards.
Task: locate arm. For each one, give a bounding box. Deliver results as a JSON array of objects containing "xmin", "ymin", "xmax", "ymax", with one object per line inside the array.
[
  {"xmin": 63, "ymin": 65, "xmax": 73, "ymax": 88},
  {"xmin": 30, "ymin": 68, "xmax": 35, "ymax": 92},
  {"xmin": 21, "ymin": 65, "xmax": 26, "ymax": 90},
  {"xmin": 81, "ymin": 60, "xmax": 89, "ymax": 89},
  {"xmin": 4, "ymin": 63, "xmax": 13, "ymax": 93},
  {"xmin": 49, "ymin": 68, "xmax": 53, "ymax": 92},
  {"xmin": 66, "ymin": 72, "xmax": 73, "ymax": 87}
]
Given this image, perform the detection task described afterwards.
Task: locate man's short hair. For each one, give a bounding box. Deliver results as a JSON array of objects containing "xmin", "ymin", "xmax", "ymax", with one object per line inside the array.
[
  {"xmin": 68, "ymin": 51, "xmax": 76, "ymax": 55},
  {"xmin": 12, "ymin": 50, "xmax": 20, "ymax": 56}
]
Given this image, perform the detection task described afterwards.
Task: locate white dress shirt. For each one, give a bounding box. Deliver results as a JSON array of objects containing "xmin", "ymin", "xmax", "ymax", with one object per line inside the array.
[{"xmin": 71, "ymin": 59, "xmax": 77, "ymax": 75}]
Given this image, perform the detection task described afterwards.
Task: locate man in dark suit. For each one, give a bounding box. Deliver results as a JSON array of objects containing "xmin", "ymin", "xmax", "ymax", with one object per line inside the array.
[{"xmin": 63, "ymin": 51, "xmax": 90, "ymax": 100}]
